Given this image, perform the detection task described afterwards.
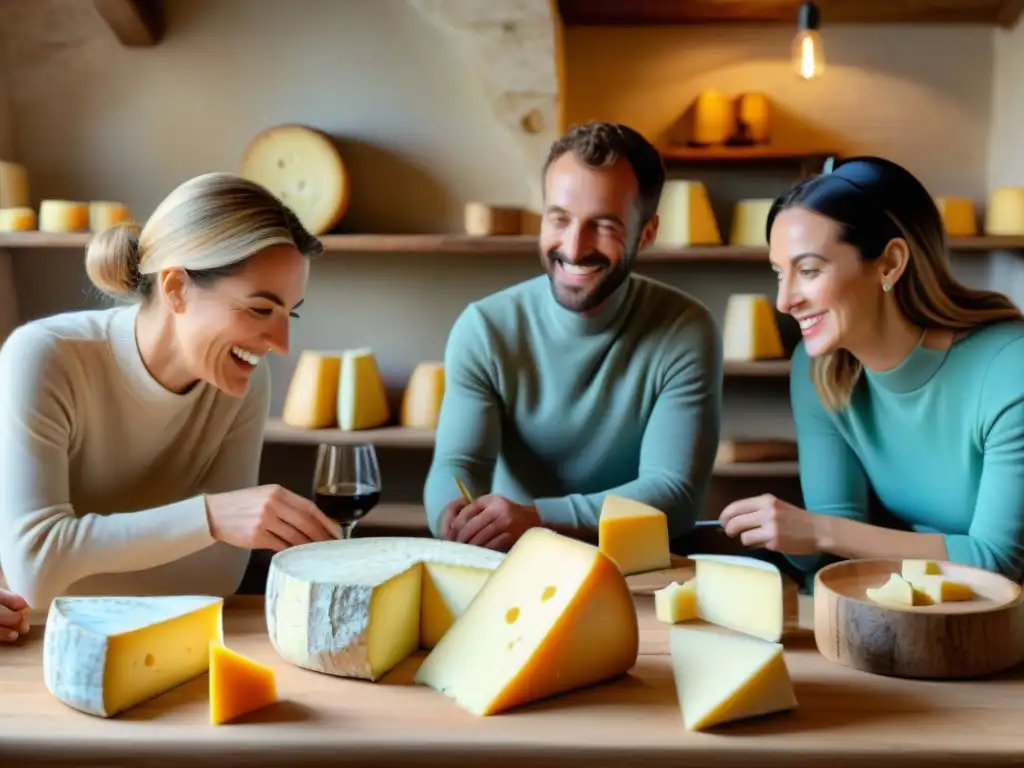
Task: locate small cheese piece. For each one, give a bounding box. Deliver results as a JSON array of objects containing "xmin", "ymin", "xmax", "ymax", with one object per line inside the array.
[
  {"xmin": 400, "ymin": 362, "xmax": 445, "ymax": 429},
  {"xmin": 0, "ymin": 161, "xmax": 29, "ymax": 208},
  {"xmin": 909, "ymin": 575, "xmax": 974, "ymax": 604},
  {"xmin": 0, "ymin": 207, "xmax": 36, "ymax": 231},
  {"xmin": 337, "ymin": 347, "xmax": 390, "ymax": 431},
  {"xmin": 985, "ymin": 187, "xmax": 1024, "ymax": 236},
  {"xmin": 690, "ymin": 554, "xmax": 796, "ymax": 642},
  {"xmin": 722, "ymin": 293, "xmax": 784, "ymax": 361},
  {"xmin": 209, "ymin": 642, "xmax": 278, "ymax": 725},
  {"xmin": 655, "ymin": 181, "xmax": 721, "ymax": 246},
  {"xmin": 655, "ymin": 580, "xmax": 697, "ymax": 624},
  {"xmin": 420, "ymin": 561, "xmax": 495, "ymax": 648},
  {"xmin": 39, "ymin": 200, "xmax": 89, "ymax": 232},
  {"xmin": 89, "ymin": 201, "xmax": 132, "ymax": 231},
  {"xmin": 729, "ymin": 199, "xmax": 774, "ymax": 246},
  {"xmin": 669, "ymin": 622, "xmax": 797, "ymax": 731},
  {"xmin": 239, "ymin": 124, "xmax": 349, "ymax": 235},
  {"xmin": 281, "ymin": 350, "xmax": 342, "ymax": 429},
  {"xmin": 900, "ymin": 559, "xmax": 941, "ymax": 581},
  {"xmin": 43, "ymin": 595, "xmax": 223, "ymax": 718},
  {"xmin": 933, "ymin": 197, "xmax": 977, "ymax": 237},
  {"xmin": 865, "ymin": 573, "xmax": 917, "ymax": 607},
  {"xmin": 414, "ymin": 528, "xmax": 639, "ymax": 716},
  {"xmin": 265, "ymin": 537, "xmax": 502, "ymax": 681},
  {"xmin": 464, "ymin": 203, "xmax": 524, "ymax": 236},
  {"xmin": 598, "ymin": 494, "xmax": 672, "ymax": 576}
]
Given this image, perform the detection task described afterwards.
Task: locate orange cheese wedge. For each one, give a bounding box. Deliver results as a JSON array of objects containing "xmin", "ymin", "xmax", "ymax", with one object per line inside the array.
[{"xmin": 209, "ymin": 642, "xmax": 278, "ymax": 725}]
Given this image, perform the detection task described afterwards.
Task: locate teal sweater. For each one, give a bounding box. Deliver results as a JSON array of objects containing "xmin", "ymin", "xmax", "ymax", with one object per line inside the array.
[
  {"xmin": 788, "ymin": 321, "xmax": 1024, "ymax": 582},
  {"xmin": 423, "ymin": 274, "xmax": 722, "ymax": 539}
]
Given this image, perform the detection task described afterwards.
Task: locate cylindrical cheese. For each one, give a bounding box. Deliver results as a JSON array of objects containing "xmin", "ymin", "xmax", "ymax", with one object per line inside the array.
[
  {"xmin": 0, "ymin": 206, "xmax": 37, "ymax": 232},
  {"xmin": 39, "ymin": 200, "xmax": 89, "ymax": 232},
  {"xmin": 732, "ymin": 93, "xmax": 772, "ymax": 145},
  {"xmin": 89, "ymin": 201, "xmax": 132, "ymax": 231},
  {"xmin": 691, "ymin": 90, "xmax": 734, "ymax": 146},
  {"xmin": 985, "ymin": 187, "xmax": 1024, "ymax": 236},
  {"xmin": 401, "ymin": 362, "xmax": 445, "ymax": 429},
  {"xmin": 933, "ymin": 197, "xmax": 977, "ymax": 237},
  {"xmin": 0, "ymin": 161, "xmax": 29, "ymax": 208}
]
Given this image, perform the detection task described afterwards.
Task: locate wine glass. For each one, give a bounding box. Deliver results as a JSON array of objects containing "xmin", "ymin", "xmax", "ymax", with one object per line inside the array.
[{"xmin": 312, "ymin": 443, "xmax": 381, "ymax": 539}]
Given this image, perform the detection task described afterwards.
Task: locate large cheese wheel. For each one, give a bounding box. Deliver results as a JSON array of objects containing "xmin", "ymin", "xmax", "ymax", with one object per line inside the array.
[
  {"xmin": 89, "ymin": 201, "xmax": 132, "ymax": 232},
  {"xmin": 400, "ymin": 362, "xmax": 444, "ymax": 428},
  {"xmin": 39, "ymin": 200, "xmax": 89, "ymax": 232},
  {"xmin": 0, "ymin": 207, "xmax": 36, "ymax": 232},
  {"xmin": 239, "ymin": 124, "xmax": 349, "ymax": 236}
]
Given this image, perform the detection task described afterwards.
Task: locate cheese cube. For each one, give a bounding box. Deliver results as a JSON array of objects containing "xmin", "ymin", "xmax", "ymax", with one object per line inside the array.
[
  {"xmin": 39, "ymin": 200, "xmax": 89, "ymax": 232},
  {"xmin": 89, "ymin": 201, "xmax": 132, "ymax": 231},
  {"xmin": 265, "ymin": 537, "xmax": 502, "ymax": 681},
  {"xmin": 598, "ymin": 494, "xmax": 672, "ymax": 576},
  {"xmin": 655, "ymin": 181, "xmax": 721, "ymax": 246},
  {"xmin": 43, "ymin": 595, "xmax": 223, "ymax": 718},
  {"xmin": 414, "ymin": 528, "xmax": 640, "ymax": 715},
  {"xmin": 337, "ymin": 347, "xmax": 390, "ymax": 431},
  {"xmin": 729, "ymin": 199, "xmax": 774, "ymax": 246},
  {"xmin": 900, "ymin": 559, "xmax": 941, "ymax": 581},
  {"xmin": 655, "ymin": 579, "xmax": 697, "ymax": 624},
  {"xmin": 985, "ymin": 187, "xmax": 1024, "ymax": 236},
  {"xmin": 669, "ymin": 622, "xmax": 797, "ymax": 731},
  {"xmin": 282, "ymin": 350, "xmax": 342, "ymax": 429},
  {"xmin": 0, "ymin": 207, "xmax": 36, "ymax": 232},
  {"xmin": 0, "ymin": 161, "xmax": 29, "ymax": 208},
  {"xmin": 209, "ymin": 642, "xmax": 278, "ymax": 725},
  {"xmin": 933, "ymin": 197, "xmax": 977, "ymax": 237},
  {"xmin": 722, "ymin": 293, "xmax": 784, "ymax": 361},
  {"xmin": 400, "ymin": 362, "xmax": 445, "ymax": 429},
  {"xmin": 690, "ymin": 554, "xmax": 796, "ymax": 642},
  {"xmin": 865, "ymin": 573, "xmax": 917, "ymax": 607}
]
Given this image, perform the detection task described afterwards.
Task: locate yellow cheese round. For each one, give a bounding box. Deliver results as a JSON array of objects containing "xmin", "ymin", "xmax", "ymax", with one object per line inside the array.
[
  {"xmin": 691, "ymin": 90, "xmax": 734, "ymax": 146},
  {"xmin": 400, "ymin": 362, "xmax": 445, "ymax": 428},
  {"xmin": 239, "ymin": 124, "xmax": 349, "ymax": 236},
  {"xmin": 985, "ymin": 187, "xmax": 1024, "ymax": 236},
  {"xmin": 933, "ymin": 197, "xmax": 977, "ymax": 237},
  {"xmin": 89, "ymin": 201, "xmax": 132, "ymax": 232},
  {"xmin": 39, "ymin": 200, "xmax": 89, "ymax": 232},
  {"xmin": 0, "ymin": 206, "xmax": 37, "ymax": 232}
]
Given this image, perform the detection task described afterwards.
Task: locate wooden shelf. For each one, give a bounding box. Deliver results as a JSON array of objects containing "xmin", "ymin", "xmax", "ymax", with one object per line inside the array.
[
  {"xmin": 723, "ymin": 360, "xmax": 790, "ymax": 377},
  {"xmin": 660, "ymin": 145, "xmax": 836, "ymax": 169}
]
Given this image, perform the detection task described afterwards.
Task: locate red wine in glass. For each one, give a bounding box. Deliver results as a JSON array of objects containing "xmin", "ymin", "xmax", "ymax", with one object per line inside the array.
[{"xmin": 313, "ymin": 443, "xmax": 381, "ymax": 539}]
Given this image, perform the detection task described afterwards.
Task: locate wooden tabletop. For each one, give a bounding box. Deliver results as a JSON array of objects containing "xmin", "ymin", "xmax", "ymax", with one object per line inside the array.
[{"xmin": 2, "ymin": 592, "xmax": 1023, "ymax": 768}]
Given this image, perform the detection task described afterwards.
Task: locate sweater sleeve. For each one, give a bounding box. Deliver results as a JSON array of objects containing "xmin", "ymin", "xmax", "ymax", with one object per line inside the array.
[
  {"xmin": 423, "ymin": 305, "xmax": 502, "ymax": 536},
  {"xmin": 786, "ymin": 345, "xmax": 871, "ymax": 574},
  {"xmin": 532, "ymin": 304, "xmax": 723, "ymax": 539},
  {"xmin": 942, "ymin": 337, "xmax": 1024, "ymax": 580},
  {"xmin": 0, "ymin": 325, "xmax": 262, "ymax": 608}
]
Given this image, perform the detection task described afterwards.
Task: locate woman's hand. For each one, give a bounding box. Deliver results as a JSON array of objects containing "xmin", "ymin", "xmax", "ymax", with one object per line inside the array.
[
  {"xmin": 205, "ymin": 484, "xmax": 340, "ymax": 551},
  {"xmin": 0, "ymin": 589, "xmax": 30, "ymax": 642},
  {"xmin": 719, "ymin": 494, "xmax": 822, "ymax": 556}
]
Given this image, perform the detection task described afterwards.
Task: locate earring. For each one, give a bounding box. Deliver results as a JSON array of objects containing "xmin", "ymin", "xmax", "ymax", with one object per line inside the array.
[{"xmin": 882, "ymin": 282, "xmax": 891, "ymax": 293}]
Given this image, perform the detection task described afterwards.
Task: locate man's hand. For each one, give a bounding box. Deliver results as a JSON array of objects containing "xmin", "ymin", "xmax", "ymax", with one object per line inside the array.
[
  {"xmin": 719, "ymin": 494, "xmax": 821, "ymax": 555},
  {"xmin": 437, "ymin": 498, "xmax": 468, "ymax": 541},
  {"xmin": 0, "ymin": 588, "xmax": 30, "ymax": 642},
  {"xmin": 449, "ymin": 494, "xmax": 542, "ymax": 551}
]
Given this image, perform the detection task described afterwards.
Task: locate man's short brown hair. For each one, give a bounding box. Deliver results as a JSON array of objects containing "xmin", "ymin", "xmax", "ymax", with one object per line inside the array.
[{"xmin": 542, "ymin": 121, "xmax": 666, "ymax": 225}]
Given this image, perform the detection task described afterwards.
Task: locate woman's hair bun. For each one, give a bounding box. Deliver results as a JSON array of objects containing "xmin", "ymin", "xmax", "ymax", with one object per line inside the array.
[{"xmin": 85, "ymin": 221, "xmax": 143, "ymax": 301}]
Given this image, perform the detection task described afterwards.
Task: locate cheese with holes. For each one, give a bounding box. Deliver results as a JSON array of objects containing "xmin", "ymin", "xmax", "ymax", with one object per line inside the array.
[
  {"xmin": 985, "ymin": 187, "xmax": 1024, "ymax": 236},
  {"xmin": 209, "ymin": 642, "xmax": 277, "ymax": 725},
  {"xmin": 400, "ymin": 362, "xmax": 445, "ymax": 429},
  {"xmin": 43, "ymin": 596, "xmax": 223, "ymax": 718},
  {"xmin": 866, "ymin": 573, "xmax": 917, "ymax": 607},
  {"xmin": 729, "ymin": 199, "xmax": 773, "ymax": 246},
  {"xmin": 669, "ymin": 622, "xmax": 797, "ymax": 731},
  {"xmin": 89, "ymin": 201, "xmax": 132, "ymax": 231},
  {"xmin": 239, "ymin": 124, "xmax": 349, "ymax": 235},
  {"xmin": 414, "ymin": 528, "xmax": 639, "ymax": 716},
  {"xmin": 690, "ymin": 554, "xmax": 796, "ymax": 642},
  {"xmin": 655, "ymin": 579, "xmax": 697, "ymax": 624},
  {"xmin": 39, "ymin": 200, "xmax": 89, "ymax": 232},
  {"xmin": 933, "ymin": 197, "xmax": 977, "ymax": 237},
  {"xmin": 282, "ymin": 350, "xmax": 342, "ymax": 429},
  {"xmin": 265, "ymin": 537, "xmax": 502, "ymax": 681},
  {"xmin": 337, "ymin": 348, "xmax": 390, "ymax": 431},
  {"xmin": 0, "ymin": 207, "xmax": 36, "ymax": 231},
  {"xmin": 655, "ymin": 181, "xmax": 721, "ymax": 246},
  {"xmin": 722, "ymin": 293, "xmax": 784, "ymax": 361},
  {"xmin": 598, "ymin": 494, "xmax": 671, "ymax": 576},
  {"xmin": 0, "ymin": 161, "xmax": 29, "ymax": 208}
]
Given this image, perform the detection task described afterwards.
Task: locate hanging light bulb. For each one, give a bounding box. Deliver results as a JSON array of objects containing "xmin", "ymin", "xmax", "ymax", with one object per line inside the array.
[{"xmin": 792, "ymin": 1, "xmax": 825, "ymax": 80}]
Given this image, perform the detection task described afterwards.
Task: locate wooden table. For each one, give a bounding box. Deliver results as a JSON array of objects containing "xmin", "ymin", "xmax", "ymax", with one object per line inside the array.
[{"xmin": 2, "ymin": 593, "xmax": 1023, "ymax": 767}]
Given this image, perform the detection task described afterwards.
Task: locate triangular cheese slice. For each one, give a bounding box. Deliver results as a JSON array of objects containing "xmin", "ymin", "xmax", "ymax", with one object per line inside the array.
[
  {"xmin": 337, "ymin": 347, "xmax": 390, "ymax": 430},
  {"xmin": 420, "ymin": 561, "xmax": 494, "ymax": 649},
  {"xmin": 209, "ymin": 642, "xmax": 278, "ymax": 725}
]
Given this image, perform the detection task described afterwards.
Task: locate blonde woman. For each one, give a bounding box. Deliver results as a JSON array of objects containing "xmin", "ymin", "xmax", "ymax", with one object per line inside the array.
[
  {"xmin": 719, "ymin": 156, "xmax": 1024, "ymax": 585},
  {"xmin": 0, "ymin": 172, "xmax": 339, "ymax": 623}
]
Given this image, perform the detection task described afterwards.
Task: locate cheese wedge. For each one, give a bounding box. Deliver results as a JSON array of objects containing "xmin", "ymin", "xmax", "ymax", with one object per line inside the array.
[
  {"xmin": 0, "ymin": 161, "xmax": 29, "ymax": 208},
  {"xmin": 337, "ymin": 347, "xmax": 390, "ymax": 431},
  {"xmin": 43, "ymin": 595, "xmax": 223, "ymax": 718},
  {"xmin": 89, "ymin": 201, "xmax": 132, "ymax": 231},
  {"xmin": 655, "ymin": 579, "xmax": 697, "ymax": 624},
  {"xmin": 722, "ymin": 293, "xmax": 784, "ymax": 361},
  {"xmin": 281, "ymin": 350, "xmax": 342, "ymax": 429},
  {"xmin": 414, "ymin": 528, "xmax": 640, "ymax": 716},
  {"xmin": 908, "ymin": 575, "xmax": 974, "ymax": 604},
  {"xmin": 400, "ymin": 362, "xmax": 445, "ymax": 429},
  {"xmin": 39, "ymin": 200, "xmax": 89, "ymax": 232},
  {"xmin": 669, "ymin": 622, "xmax": 797, "ymax": 731},
  {"xmin": 598, "ymin": 494, "xmax": 672, "ymax": 576},
  {"xmin": 729, "ymin": 199, "xmax": 773, "ymax": 246},
  {"xmin": 900, "ymin": 559, "xmax": 941, "ymax": 581},
  {"xmin": 933, "ymin": 197, "xmax": 977, "ymax": 237},
  {"xmin": 690, "ymin": 554, "xmax": 796, "ymax": 642},
  {"xmin": 209, "ymin": 642, "xmax": 278, "ymax": 725},
  {"xmin": 655, "ymin": 181, "xmax": 721, "ymax": 246},
  {"xmin": 985, "ymin": 187, "xmax": 1024, "ymax": 236},
  {"xmin": 865, "ymin": 573, "xmax": 917, "ymax": 607},
  {"xmin": 265, "ymin": 537, "xmax": 502, "ymax": 681},
  {"xmin": 0, "ymin": 207, "xmax": 36, "ymax": 231}
]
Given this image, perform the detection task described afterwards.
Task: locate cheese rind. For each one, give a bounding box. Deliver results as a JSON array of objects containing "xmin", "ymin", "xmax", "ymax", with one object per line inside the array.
[
  {"xmin": 0, "ymin": 207, "xmax": 36, "ymax": 232},
  {"xmin": 43, "ymin": 595, "xmax": 223, "ymax": 718},
  {"xmin": 414, "ymin": 528, "xmax": 640, "ymax": 716},
  {"xmin": 670, "ymin": 622, "xmax": 797, "ymax": 731},
  {"xmin": 655, "ymin": 579, "xmax": 697, "ymax": 624},
  {"xmin": 209, "ymin": 642, "xmax": 278, "ymax": 725},
  {"xmin": 598, "ymin": 494, "xmax": 672, "ymax": 575},
  {"xmin": 722, "ymin": 293, "xmax": 784, "ymax": 361},
  {"xmin": 265, "ymin": 537, "xmax": 502, "ymax": 681},
  {"xmin": 39, "ymin": 200, "xmax": 89, "ymax": 232},
  {"xmin": 282, "ymin": 350, "xmax": 342, "ymax": 429},
  {"xmin": 655, "ymin": 181, "xmax": 721, "ymax": 246},
  {"xmin": 690, "ymin": 554, "xmax": 795, "ymax": 642},
  {"xmin": 337, "ymin": 347, "xmax": 390, "ymax": 431},
  {"xmin": 400, "ymin": 362, "xmax": 445, "ymax": 429}
]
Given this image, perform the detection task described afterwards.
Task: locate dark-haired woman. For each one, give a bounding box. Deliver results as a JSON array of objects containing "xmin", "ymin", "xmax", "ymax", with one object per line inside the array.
[{"xmin": 719, "ymin": 155, "xmax": 1024, "ymax": 584}]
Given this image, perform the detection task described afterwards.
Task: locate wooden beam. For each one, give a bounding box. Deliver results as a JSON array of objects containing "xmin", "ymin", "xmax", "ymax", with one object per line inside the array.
[{"xmin": 93, "ymin": 0, "xmax": 163, "ymax": 47}]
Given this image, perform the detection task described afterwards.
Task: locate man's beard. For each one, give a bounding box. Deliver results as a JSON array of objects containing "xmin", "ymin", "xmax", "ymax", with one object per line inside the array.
[{"xmin": 542, "ymin": 241, "xmax": 638, "ymax": 314}]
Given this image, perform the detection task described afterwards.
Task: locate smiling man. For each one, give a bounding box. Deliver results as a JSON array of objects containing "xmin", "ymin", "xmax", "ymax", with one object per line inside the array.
[{"xmin": 423, "ymin": 121, "xmax": 723, "ymax": 551}]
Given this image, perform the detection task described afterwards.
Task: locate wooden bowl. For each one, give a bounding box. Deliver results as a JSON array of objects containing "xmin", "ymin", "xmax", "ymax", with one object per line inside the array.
[{"xmin": 814, "ymin": 558, "xmax": 1024, "ymax": 679}]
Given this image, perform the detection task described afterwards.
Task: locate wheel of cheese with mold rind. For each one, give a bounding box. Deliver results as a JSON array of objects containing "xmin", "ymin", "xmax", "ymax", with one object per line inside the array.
[{"xmin": 239, "ymin": 124, "xmax": 349, "ymax": 236}]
